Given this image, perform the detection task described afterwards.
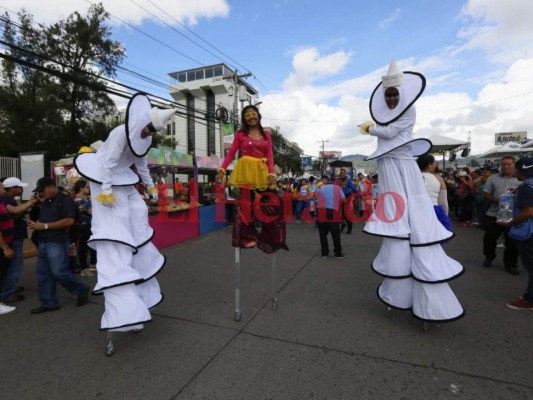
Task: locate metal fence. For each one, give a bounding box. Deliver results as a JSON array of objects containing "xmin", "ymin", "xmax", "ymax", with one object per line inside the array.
[{"xmin": 0, "ymin": 156, "xmax": 20, "ymax": 179}]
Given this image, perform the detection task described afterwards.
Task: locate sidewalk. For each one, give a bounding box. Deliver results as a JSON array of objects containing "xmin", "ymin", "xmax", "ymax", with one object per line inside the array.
[{"xmin": 0, "ymin": 221, "xmax": 532, "ymax": 399}]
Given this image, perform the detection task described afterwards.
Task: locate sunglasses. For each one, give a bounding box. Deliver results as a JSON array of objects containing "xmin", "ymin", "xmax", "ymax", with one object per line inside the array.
[
  {"xmin": 385, "ymin": 93, "xmax": 399, "ymax": 99},
  {"xmin": 244, "ymin": 111, "xmax": 258, "ymax": 118}
]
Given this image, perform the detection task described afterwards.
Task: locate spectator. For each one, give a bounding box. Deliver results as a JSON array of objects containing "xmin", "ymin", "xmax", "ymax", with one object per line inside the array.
[
  {"xmin": 456, "ymin": 171, "xmax": 474, "ymax": 227},
  {"xmin": 498, "ymin": 157, "xmax": 533, "ymax": 309},
  {"xmin": 73, "ymin": 179, "xmax": 97, "ymax": 277},
  {"xmin": 417, "ymin": 154, "xmax": 451, "ymax": 232},
  {"xmin": 294, "ymin": 178, "xmax": 310, "ymax": 224},
  {"xmin": 337, "ymin": 168, "xmax": 359, "ymax": 234},
  {"xmin": 0, "ymin": 181, "xmax": 15, "ymax": 314},
  {"xmin": 174, "ymin": 177, "xmax": 183, "ymax": 201},
  {"xmin": 472, "ymin": 169, "xmax": 488, "ymax": 228},
  {"xmin": 308, "ymin": 176, "xmax": 318, "ymax": 220},
  {"xmin": 482, "ymin": 155, "xmax": 521, "ymax": 274},
  {"xmin": 356, "ymin": 173, "xmax": 372, "ymax": 217},
  {"xmin": 27, "ymin": 177, "xmax": 90, "ymax": 314},
  {"xmin": 0, "ymin": 177, "xmax": 36, "ymax": 304},
  {"xmin": 316, "ymin": 175, "xmax": 345, "ymax": 259}
]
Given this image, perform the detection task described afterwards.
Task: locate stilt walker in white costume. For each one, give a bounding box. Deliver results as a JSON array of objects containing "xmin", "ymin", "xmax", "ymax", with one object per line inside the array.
[
  {"xmin": 75, "ymin": 93, "xmax": 177, "ymax": 354},
  {"xmin": 359, "ymin": 60, "xmax": 464, "ymax": 326}
]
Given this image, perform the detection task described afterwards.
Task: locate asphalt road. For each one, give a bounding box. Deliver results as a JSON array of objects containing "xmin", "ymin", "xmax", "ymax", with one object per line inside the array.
[{"xmin": 1, "ymin": 220, "xmax": 532, "ymax": 400}]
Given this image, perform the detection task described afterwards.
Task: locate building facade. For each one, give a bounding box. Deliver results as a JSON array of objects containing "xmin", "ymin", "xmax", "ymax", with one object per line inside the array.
[{"xmin": 166, "ymin": 63, "xmax": 259, "ymax": 157}]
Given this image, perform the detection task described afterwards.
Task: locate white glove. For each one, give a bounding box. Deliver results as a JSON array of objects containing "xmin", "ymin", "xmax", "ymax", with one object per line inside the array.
[
  {"xmin": 359, "ymin": 121, "xmax": 375, "ymax": 135},
  {"xmin": 147, "ymin": 186, "xmax": 158, "ymax": 204}
]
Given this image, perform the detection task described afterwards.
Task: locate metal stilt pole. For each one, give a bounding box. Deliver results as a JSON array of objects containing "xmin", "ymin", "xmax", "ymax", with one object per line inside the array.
[
  {"xmin": 234, "ymin": 247, "xmax": 242, "ymax": 321},
  {"xmin": 105, "ymin": 332, "xmax": 115, "ymax": 356},
  {"xmin": 271, "ymin": 253, "xmax": 278, "ymax": 310}
]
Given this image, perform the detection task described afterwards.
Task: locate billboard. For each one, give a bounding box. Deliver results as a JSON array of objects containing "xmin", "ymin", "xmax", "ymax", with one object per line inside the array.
[
  {"xmin": 495, "ymin": 131, "xmax": 528, "ymax": 145},
  {"xmin": 301, "ymin": 156, "xmax": 312, "ymax": 167},
  {"xmin": 319, "ymin": 150, "xmax": 342, "ymax": 159}
]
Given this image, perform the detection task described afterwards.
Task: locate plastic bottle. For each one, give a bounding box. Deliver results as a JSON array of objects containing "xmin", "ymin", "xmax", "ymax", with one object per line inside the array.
[{"xmin": 496, "ymin": 188, "xmax": 514, "ymax": 223}]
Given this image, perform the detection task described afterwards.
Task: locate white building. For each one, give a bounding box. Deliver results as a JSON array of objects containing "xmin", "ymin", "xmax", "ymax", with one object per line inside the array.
[{"xmin": 166, "ymin": 63, "xmax": 259, "ymax": 157}]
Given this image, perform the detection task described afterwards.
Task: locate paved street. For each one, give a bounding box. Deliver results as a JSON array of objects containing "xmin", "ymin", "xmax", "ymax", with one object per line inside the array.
[{"xmin": 1, "ymin": 220, "xmax": 532, "ymax": 400}]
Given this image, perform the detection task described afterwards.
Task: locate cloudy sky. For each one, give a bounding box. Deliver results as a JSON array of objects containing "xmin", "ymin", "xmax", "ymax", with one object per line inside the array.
[{"xmin": 2, "ymin": 0, "xmax": 533, "ymax": 158}]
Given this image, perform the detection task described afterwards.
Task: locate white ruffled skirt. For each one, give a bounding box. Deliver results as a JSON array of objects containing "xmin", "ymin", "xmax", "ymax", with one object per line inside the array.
[
  {"xmin": 364, "ymin": 157, "xmax": 464, "ymax": 322},
  {"xmin": 89, "ymin": 184, "xmax": 165, "ymax": 331}
]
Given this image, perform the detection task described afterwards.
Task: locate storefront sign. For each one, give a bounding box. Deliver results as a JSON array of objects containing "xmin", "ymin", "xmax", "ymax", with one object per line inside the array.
[{"xmin": 495, "ymin": 131, "xmax": 528, "ymax": 145}]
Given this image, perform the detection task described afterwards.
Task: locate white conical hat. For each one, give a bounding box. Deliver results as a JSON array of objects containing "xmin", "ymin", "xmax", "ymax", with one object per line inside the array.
[
  {"xmin": 149, "ymin": 107, "xmax": 177, "ymax": 131},
  {"xmin": 381, "ymin": 59, "xmax": 403, "ymax": 88}
]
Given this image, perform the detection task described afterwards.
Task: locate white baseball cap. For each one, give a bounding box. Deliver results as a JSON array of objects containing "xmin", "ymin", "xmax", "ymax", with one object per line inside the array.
[{"xmin": 2, "ymin": 177, "xmax": 28, "ymax": 188}]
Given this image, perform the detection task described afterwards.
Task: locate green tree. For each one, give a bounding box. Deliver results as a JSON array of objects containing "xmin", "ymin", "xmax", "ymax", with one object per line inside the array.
[
  {"xmin": 0, "ymin": 10, "xmax": 64, "ymax": 156},
  {"xmin": 269, "ymin": 126, "xmax": 303, "ymax": 176},
  {"xmin": 0, "ymin": 3, "xmax": 124, "ymax": 159}
]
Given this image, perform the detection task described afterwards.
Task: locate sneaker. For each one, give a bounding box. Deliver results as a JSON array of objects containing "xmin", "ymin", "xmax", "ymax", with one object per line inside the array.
[
  {"xmin": 297, "ymin": 220, "xmax": 302, "ymax": 224},
  {"xmin": 321, "ymin": 255, "xmax": 328, "ymax": 259},
  {"xmin": 506, "ymin": 298, "xmax": 533, "ymax": 310},
  {"xmin": 334, "ymin": 253, "xmax": 345, "ymax": 259},
  {"xmin": 482, "ymin": 258, "xmax": 492, "ymax": 268},
  {"xmin": 0, "ymin": 302, "xmax": 15, "ymax": 314},
  {"xmin": 505, "ymin": 266, "xmax": 520, "ymax": 276},
  {"xmin": 80, "ymin": 268, "xmax": 95, "ymax": 277},
  {"xmin": 88, "ymin": 265, "xmax": 97, "ymax": 272}
]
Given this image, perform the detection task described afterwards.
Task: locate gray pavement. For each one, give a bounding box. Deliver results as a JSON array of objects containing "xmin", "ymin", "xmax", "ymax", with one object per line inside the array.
[{"xmin": 1, "ymin": 220, "xmax": 533, "ymax": 400}]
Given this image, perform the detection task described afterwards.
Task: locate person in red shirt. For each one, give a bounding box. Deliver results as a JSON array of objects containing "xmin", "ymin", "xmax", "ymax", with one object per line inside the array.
[
  {"xmin": 216, "ymin": 105, "xmax": 288, "ymax": 253},
  {"xmin": 0, "ymin": 182, "xmax": 16, "ymax": 314}
]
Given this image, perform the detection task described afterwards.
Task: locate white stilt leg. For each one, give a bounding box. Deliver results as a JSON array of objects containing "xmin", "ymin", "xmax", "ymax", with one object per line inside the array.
[
  {"xmin": 271, "ymin": 253, "xmax": 278, "ymax": 310},
  {"xmin": 234, "ymin": 247, "xmax": 242, "ymax": 321},
  {"xmin": 105, "ymin": 332, "xmax": 115, "ymax": 356}
]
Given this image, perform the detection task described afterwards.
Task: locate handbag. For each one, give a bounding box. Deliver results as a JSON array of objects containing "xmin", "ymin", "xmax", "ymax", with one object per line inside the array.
[
  {"xmin": 508, "ymin": 180, "xmax": 533, "ymax": 241},
  {"xmin": 508, "ymin": 218, "xmax": 533, "ymax": 241}
]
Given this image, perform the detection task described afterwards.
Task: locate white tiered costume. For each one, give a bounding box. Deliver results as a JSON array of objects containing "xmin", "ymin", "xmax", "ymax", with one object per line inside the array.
[
  {"xmin": 362, "ymin": 60, "xmax": 464, "ymax": 322},
  {"xmin": 75, "ymin": 94, "xmax": 176, "ymax": 332}
]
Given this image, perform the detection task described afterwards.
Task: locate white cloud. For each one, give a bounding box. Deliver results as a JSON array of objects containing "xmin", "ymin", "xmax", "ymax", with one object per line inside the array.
[
  {"xmin": 457, "ymin": 0, "xmax": 533, "ymax": 63},
  {"xmin": 1, "ymin": 0, "xmax": 229, "ymax": 26},
  {"xmin": 378, "ymin": 9, "xmax": 401, "ymax": 30},
  {"xmin": 283, "ymin": 48, "xmax": 352, "ymax": 91}
]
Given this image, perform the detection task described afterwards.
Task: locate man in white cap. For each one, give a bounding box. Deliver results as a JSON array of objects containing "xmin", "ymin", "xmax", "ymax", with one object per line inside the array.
[
  {"xmin": 0, "ymin": 177, "xmax": 37, "ymax": 304},
  {"xmin": 75, "ymin": 93, "xmax": 177, "ymax": 355},
  {"xmin": 359, "ymin": 59, "xmax": 464, "ymax": 325}
]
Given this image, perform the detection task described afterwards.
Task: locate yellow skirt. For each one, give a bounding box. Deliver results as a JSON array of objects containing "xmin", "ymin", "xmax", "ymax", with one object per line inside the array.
[{"xmin": 229, "ymin": 156, "xmax": 272, "ymax": 191}]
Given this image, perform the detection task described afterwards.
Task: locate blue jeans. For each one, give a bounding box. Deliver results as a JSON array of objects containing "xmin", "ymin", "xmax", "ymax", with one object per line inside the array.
[
  {"xmin": 515, "ymin": 238, "xmax": 533, "ymax": 303},
  {"xmin": 0, "ymin": 240, "xmax": 23, "ymax": 300},
  {"xmin": 295, "ymin": 200, "xmax": 309, "ymax": 221},
  {"xmin": 36, "ymin": 241, "xmax": 89, "ymax": 307}
]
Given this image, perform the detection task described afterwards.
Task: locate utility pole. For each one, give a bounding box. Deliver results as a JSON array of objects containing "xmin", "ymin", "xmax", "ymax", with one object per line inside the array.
[
  {"xmin": 317, "ymin": 139, "xmax": 329, "ymax": 175},
  {"xmin": 228, "ymin": 70, "xmax": 252, "ymax": 128}
]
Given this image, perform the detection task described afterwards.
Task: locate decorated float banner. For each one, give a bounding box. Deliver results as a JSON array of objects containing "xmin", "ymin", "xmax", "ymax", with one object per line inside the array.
[
  {"xmin": 196, "ymin": 154, "xmax": 223, "ymax": 169},
  {"xmin": 495, "ymin": 131, "xmax": 528, "ymax": 145},
  {"xmin": 146, "ymin": 146, "xmax": 193, "ymax": 167}
]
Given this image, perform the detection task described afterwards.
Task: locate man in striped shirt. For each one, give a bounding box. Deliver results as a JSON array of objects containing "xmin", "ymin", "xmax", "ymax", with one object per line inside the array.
[{"xmin": 482, "ymin": 155, "xmax": 521, "ymax": 274}]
